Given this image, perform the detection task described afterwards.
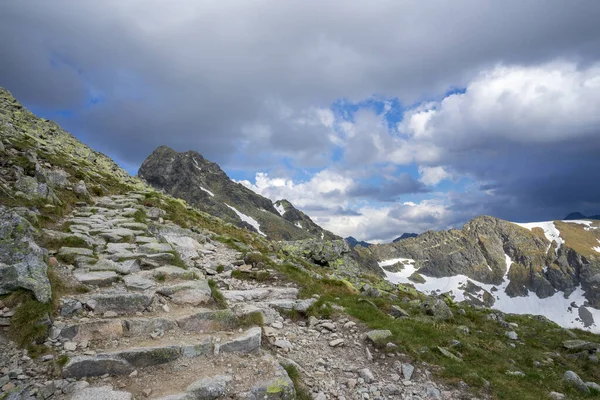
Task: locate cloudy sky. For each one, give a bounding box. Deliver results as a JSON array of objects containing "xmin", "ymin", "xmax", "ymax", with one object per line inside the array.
[{"xmin": 1, "ymin": 1, "xmax": 600, "ymax": 242}]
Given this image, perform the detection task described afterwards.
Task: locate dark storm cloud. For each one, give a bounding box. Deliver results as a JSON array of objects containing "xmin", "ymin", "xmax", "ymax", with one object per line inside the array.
[
  {"xmin": 346, "ymin": 174, "xmax": 429, "ymax": 202},
  {"xmin": 1, "ymin": 0, "xmax": 600, "ymax": 170}
]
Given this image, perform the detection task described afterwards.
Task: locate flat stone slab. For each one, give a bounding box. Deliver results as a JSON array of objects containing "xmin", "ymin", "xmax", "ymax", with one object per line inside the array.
[
  {"xmin": 123, "ymin": 275, "xmax": 156, "ymax": 291},
  {"xmin": 139, "ymin": 242, "xmax": 173, "ymax": 254},
  {"xmin": 220, "ymin": 327, "xmax": 261, "ymax": 354},
  {"xmin": 85, "ymin": 259, "xmax": 139, "ymax": 275},
  {"xmin": 135, "ymin": 236, "xmax": 158, "ymax": 244},
  {"xmin": 153, "ymin": 266, "xmax": 193, "ymax": 279},
  {"xmin": 60, "ymin": 320, "xmax": 124, "ymax": 341},
  {"xmin": 74, "ymin": 271, "xmax": 119, "ymax": 286},
  {"xmin": 109, "ymin": 345, "xmax": 182, "ymax": 368},
  {"xmin": 70, "ymin": 385, "xmax": 132, "ymax": 400},
  {"xmin": 105, "ymin": 243, "xmax": 137, "ymax": 254},
  {"xmin": 157, "ymin": 281, "xmax": 212, "ymax": 306},
  {"xmin": 123, "ymin": 318, "xmax": 177, "ymax": 337},
  {"xmin": 121, "ymin": 222, "xmax": 148, "ymax": 231},
  {"xmin": 59, "ymin": 247, "xmax": 94, "ymax": 257},
  {"xmin": 176, "ymin": 309, "xmax": 236, "ymax": 331},
  {"xmin": 62, "ymin": 356, "xmax": 134, "ymax": 378},
  {"xmin": 83, "ymin": 293, "xmax": 154, "ymax": 314},
  {"xmin": 222, "ymin": 288, "xmax": 299, "ymax": 302}
]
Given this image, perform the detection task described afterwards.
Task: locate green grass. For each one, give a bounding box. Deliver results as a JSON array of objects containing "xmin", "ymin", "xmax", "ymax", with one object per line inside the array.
[
  {"xmin": 236, "ymin": 311, "xmax": 264, "ymax": 328},
  {"xmin": 208, "ymin": 279, "xmax": 227, "ymax": 309},
  {"xmin": 216, "ymin": 265, "xmax": 224, "ymax": 273},
  {"xmin": 267, "ymin": 260, "xmax": 600, "ymax": 400},
  {"xmin": 133, "ymin": 209, "xmax": 147, "ymax": 223},
  {"xmin": 282, "ymin": 364, "xmax": 312, "ymax": 400},
  {"xmin": 231, "ymin": 269, "xmax": 272, "ymax": 282},
  {"xmin": 37, "ymin": 235, "xmax": 90, "ymax": 250},
  {"xmin": 57, "ymin": 354, "xmax": 69, "ymax": 367}
]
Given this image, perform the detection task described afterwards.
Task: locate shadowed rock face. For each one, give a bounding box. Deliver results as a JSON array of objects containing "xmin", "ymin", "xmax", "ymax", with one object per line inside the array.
[
  {"xmin": 138, "ymin": 146, "xmax": 337, "ymax": 241},
  {"xmin": 369, "ymin": 215, "xmax": 600, "ymax": 306}
]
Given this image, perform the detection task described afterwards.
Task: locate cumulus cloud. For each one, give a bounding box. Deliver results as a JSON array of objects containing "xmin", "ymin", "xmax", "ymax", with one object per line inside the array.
[{"xmin": 419, "ymin": 166, "xmax": 450, "ymax": 186}]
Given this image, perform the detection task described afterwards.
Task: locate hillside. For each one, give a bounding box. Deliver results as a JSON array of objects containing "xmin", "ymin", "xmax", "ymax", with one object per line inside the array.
[
  {"xmin": 3, "ymin": 86, "xmax": 600, "ymax": 400},
  {"xmin": 138, "ymin": 146, "xmax": 338, "ymax": 241}
]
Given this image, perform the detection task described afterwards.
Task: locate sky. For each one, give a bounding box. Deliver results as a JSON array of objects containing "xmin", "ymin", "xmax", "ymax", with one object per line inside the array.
[{"xmin": 1, "ymin": 1, "xmax": 600, "ymax": 243}]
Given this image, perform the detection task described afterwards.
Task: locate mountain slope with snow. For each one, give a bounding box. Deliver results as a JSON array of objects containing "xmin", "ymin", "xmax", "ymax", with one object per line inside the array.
[{"xmin": 370, "ymin": 216, "xmax": 600, "ymax": 332}]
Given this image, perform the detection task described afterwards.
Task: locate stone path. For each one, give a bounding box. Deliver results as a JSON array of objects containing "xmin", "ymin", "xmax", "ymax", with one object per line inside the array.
[{"xmin": 2, "ymin": 193, "xmax": 474, "ymax": 399}]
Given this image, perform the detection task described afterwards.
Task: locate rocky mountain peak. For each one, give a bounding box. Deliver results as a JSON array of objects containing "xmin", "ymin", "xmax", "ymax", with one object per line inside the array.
[{"xmin": 138, "ymin": 146, "xmax": 338, "ymax": 241}]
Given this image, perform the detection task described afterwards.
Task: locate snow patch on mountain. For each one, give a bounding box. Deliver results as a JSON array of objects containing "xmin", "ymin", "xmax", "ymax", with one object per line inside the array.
[
  {"xmin": 379, "ymin": 256, "xmax": 600, "ymax": 333},
  {"xmin": 275, "ymin": 203, "xmax": 286, "ymax": 216},
  {"xmin": 225, "ymin": 204, "xmax": 266, "ymax": 236},
  {"xmin": 295, "ymin": 222, "xmax": 302, "ymax": 229},
  {"xmin": 199, "ymin": 186, "xmax": 214, "ymax": 197},
  {"xmin": 514, "ymin": 221, "xmax": 563, "ymax": 252}
]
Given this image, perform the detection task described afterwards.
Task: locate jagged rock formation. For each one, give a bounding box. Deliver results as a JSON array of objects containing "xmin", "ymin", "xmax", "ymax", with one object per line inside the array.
[
  {"xmin": 138, "ymin": 146, "xmax": 338, "ymax": 241},
  {"xmin": 370, "ymin": 215, "xmax": 600, "ymax": 309},
  {"xmin": 279, "ymin": 239, "xmax": 382, "ymax": 277}
]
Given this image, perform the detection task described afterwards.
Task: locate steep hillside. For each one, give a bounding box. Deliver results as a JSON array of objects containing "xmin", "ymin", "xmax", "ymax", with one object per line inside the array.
[
  {"xmin": 369, "ymin": 215, "xmax": 600, "ymax": 331},
  {"xmin": 138, "ymin": 146, "xmax": 338, "ymax": 241}
]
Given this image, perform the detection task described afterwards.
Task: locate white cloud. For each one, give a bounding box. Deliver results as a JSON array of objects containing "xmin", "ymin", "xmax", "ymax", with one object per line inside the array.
[{"xmin": 418, "ymin": 166, "xmax": 450, "ymax": 186}]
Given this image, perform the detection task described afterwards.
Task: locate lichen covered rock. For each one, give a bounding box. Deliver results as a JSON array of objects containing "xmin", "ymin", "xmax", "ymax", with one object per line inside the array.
[{"xmin": 0, "ymin": 206, "xmax": 51, "ymax": 302}]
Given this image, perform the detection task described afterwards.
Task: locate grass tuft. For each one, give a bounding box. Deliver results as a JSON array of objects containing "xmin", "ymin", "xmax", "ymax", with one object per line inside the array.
[
  {"xmin": 208, "ymin": 279, "xmax": 227, "ymax": 309},
  {"xmin": 283, "ymin": 364, "xmax": 312, "ymax": 400}
]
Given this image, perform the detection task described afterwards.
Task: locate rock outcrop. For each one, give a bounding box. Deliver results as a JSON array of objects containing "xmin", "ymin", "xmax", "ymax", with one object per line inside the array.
[{"xmin": 0, "ymin": 205, "xmax": 51, "ymax": 302}]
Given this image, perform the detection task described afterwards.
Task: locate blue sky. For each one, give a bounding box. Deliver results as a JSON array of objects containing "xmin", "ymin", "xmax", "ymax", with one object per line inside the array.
[{"xmin": 2, "ymin": 1, "xmax": 600, "ymax": 242}]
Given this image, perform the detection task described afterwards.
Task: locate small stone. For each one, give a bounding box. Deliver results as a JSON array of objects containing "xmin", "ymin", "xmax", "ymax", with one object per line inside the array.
[
  {"xmin": 143, "ymin": 389, "xmax": 152, "ymax": 397},
  {"xmin": 359, "ymin": 368, "xmax": 375, "ymax": 384},
  {"xmin": 365, "ymin": 347, "xmax": 373, "ymax": 361},
  {"xmin": 64, "ymin": 342, "xmax": 77, "ymax": 351},
  {"xmin": 548, "ymin": 392, "xmax": 566, "ymax": 400},
  {"xmin": 274, "ymin": 339, "xmax": 293, "ymax": 349},
  {"xmin": 506, "ymin": 331, "xmax": 518, "ymax": 340},
  {"xmin": 271, "ymin": 321, "xmax": 283, "ymax": 329},
  {"xmin": 347, "ymin": 379, "xmax": 357, "ymax": 389},
  {"xmin": 129, "ymin": 370, "xmax": 138, "ymax": 377},
  {"xmin": 104, "ymin": 311, "xmax": 118, "ymax": 318},
  {"xmin": 329, "ymin": 339, "xmax": 344, "ymax": 347},
  {"xmin": 402, "ymin": 363, "xmax": 415, "ymax": 380}
]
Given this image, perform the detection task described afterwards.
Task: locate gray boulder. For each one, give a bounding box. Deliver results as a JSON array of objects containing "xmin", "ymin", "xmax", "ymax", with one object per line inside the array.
[
  {"xmin": 422, "ymin": 298, "xmax": 453, "ymax": 321},
  {"xmin": 563, "ymin": 370, "xmax": 590, "ymax": 393},
  {"xmin": 0, "ymin": 206, "xmax": 51, "ymax": 302},
  {"xmin": 186, "ymin": 375, "xmax": 232, "ymax": 400}
]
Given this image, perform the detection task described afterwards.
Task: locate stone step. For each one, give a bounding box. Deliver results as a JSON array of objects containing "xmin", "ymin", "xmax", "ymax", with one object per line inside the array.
[
  {"xmin": 60, "ymin": 292, "xmax": 156, "ymax": 316},
  {"xmin": 62, "ymin": 327, "xmax": 262, "ymax": 379},
  {"xmin": 68, "ymin": 353, "xmax": 295, "ymax": 400},
  {"xmin": 58, "ymin": 308, "xmax": 240, "ymax": 342},
  {"xmin": 221, "ymin": 287, "xmax": 299, "ymax": 303}
]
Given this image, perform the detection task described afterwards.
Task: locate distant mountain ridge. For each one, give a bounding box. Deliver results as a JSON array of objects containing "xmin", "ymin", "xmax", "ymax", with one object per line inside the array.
[
  {"xmin": 138, "ymin": 146, "xmax": 338, "ymax": 241},
  {"xmin": 564, "ymin": 212, "xmax": 600, "ymax": 220},
  {"xmin": 345, "ymin": 236, "xmax": 372, "ymax": 248},
  {"xmin": 392, "ymin": 233, "xmax": 418, "ymax": 242}
]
